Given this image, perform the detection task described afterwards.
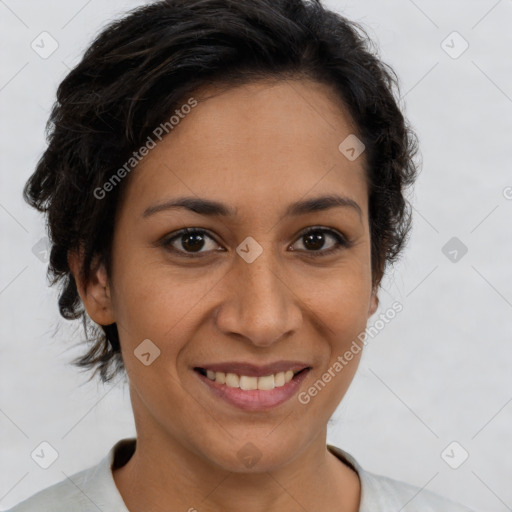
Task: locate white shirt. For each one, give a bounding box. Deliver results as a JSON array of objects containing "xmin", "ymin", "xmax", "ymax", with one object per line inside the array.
[{"xmin": 6, "ymin": 438, "xmax": 475, "ymax": 511}]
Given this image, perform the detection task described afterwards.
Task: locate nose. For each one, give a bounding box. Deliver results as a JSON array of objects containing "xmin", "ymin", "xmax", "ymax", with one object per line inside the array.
[{"xmin": 214, "ymin": 246, "xmax": 303, "ymax": 348}]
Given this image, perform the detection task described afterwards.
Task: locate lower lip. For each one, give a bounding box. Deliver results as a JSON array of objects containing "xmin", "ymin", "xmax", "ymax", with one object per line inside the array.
[{"xmin": 195, "ymin": 370, "xmax": 310, "ymax": 411}]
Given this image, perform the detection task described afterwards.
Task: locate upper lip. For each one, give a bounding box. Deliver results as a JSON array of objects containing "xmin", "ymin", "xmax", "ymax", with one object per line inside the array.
[{"xmin": 194, "ymin": 361, "xmax": 311, "ymax": 377}]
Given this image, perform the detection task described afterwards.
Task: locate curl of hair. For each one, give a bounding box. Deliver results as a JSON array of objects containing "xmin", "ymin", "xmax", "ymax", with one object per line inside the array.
[{"xmin": 24, "ymin": 0, "xmax": 420, "ymax": 383}]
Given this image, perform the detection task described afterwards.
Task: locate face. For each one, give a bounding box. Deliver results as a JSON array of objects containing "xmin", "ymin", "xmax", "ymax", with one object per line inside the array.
[{"xmin": 72, "ymin": 78, "xmax": 378, "ymax": 473}]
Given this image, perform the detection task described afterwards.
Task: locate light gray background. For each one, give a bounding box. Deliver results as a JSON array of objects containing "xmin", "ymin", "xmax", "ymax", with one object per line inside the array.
[{"xmin": 1, "ymin": 0, "xmax": 511, "ymax": 510}]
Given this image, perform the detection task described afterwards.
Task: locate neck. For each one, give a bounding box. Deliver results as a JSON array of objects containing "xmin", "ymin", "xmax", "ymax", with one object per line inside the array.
[
  {"xmin": 113, "ymin": 432, "xmax": 360, "ymax": 512},
  {"xmin": 112, "ymin": 390, "xmax": 360, "ymax": 512}
]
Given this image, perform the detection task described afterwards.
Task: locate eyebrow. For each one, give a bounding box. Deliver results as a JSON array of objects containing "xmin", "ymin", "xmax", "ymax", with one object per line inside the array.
[{"xmin": 142, "ymin": 194, "xmax": 362, "ymax": 220}]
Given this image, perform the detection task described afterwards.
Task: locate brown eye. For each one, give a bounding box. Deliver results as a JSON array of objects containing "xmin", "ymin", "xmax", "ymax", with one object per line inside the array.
[
  {"xmin": 161, "ymin": 228, "xmax": 222, "ymax": 257},
  {"xmin": 291, "ymin": 227, "xmax": 349, "ymax": 257}
]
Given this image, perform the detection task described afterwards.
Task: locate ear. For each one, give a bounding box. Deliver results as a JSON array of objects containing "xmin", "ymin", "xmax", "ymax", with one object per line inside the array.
[
  {"xmin": 67, "ymin": 248, "xmax": 115, "ymax": 326},
  {"xmin": 368, "ymin": 287, "xmax": 379, "ymax": 318}
]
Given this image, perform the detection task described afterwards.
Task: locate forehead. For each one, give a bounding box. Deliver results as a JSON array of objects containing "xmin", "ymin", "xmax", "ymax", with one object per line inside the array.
[
  {"xmin": 118, "ymin": 78, "xmax": 368, "ymax": 219},
  {"xmin": 175, "ymin": 78, "xmax": 361, "ymax": 161}
]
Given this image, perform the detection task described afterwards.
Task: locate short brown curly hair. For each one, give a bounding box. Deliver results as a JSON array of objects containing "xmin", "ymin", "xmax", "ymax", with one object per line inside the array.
[{"xmin": 23, "ymin": 0, "xmax": 419, "ymax": 384}]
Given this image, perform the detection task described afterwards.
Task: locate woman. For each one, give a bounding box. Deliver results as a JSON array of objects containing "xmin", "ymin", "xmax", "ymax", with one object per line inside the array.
[{"xmin": 9, "ymin": 0, "xmax": 475, "ymax": 510}]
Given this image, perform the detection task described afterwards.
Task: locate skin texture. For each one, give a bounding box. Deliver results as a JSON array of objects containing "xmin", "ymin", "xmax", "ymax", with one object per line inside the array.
[{"xmin": 69, "ymin": 78, "xmax": 379, "ymax": 512}]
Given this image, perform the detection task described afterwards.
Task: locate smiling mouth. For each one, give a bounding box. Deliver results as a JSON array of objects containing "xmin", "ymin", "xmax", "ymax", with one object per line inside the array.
[{"xmin": 194, "ymin": 367, "xmax": 310, "ymax": 391}]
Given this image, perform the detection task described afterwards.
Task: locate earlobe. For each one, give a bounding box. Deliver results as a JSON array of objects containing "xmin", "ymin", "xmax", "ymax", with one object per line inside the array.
[
  {"xmin": 368, "ymin": 288, "xmax": 379, "ymax": 317},
  {"xmin": 67, "ymin": 249, "xmax": 115, "ymax": 326}
]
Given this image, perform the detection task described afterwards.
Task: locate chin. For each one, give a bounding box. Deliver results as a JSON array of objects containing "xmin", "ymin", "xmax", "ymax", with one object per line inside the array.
[{"xmin": 195, "ymin": 429, "xmax": 310, "ymax": 474}]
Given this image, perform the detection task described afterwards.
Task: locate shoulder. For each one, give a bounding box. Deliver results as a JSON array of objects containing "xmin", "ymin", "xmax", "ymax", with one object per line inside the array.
[
  {"xmin": 327, "ymin": 444, "xmax": 475, "ymax": 512},
  {"xmin": 4, "ymin": 466, "xmax": 95, "ymax": 512},
  {"xmin": 5, "ymin": 438, "xmax": 135, "ymax": 512},
  {"xmin": 359, "ymin": 470, "xmax": 475, "ymax": 511}
]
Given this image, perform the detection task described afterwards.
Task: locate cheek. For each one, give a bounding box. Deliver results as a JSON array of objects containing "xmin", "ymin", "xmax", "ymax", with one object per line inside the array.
[
  {"xmin": 295, "ymin": 273, "xmax": 370, "ymax": 413},
  {"xmin": 305, "ymin": 263, "xmax": 373, "ymax": 341},
  {"xmin": 110, "ymin": 257, "xmax": 218, "ymax": 350}
]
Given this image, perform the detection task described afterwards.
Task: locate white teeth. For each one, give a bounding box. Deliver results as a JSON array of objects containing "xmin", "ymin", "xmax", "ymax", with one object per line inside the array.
[
  {"xmin": 274, "ymin": 372, "xmax": 285, "ymax": 387},
  {"xmin": 201, "ymin": 369, "xmax": 303, "ymax": 389},
  {"xmin": 240, "ymin": 375, "xmax": 258, "ymax": 390},
  {"xmin": 257, "ymin": 374, "xmax": 275, "ymax": 390},
  {"xmin": 225, "ymin": 373, "xmax": 240, "ymax": 388}
]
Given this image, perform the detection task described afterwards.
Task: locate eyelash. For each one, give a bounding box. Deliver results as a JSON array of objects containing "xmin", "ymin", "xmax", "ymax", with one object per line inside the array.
[{"xmin": 159, "ymin": 227, "xmax": 351, "ymax": 259}]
